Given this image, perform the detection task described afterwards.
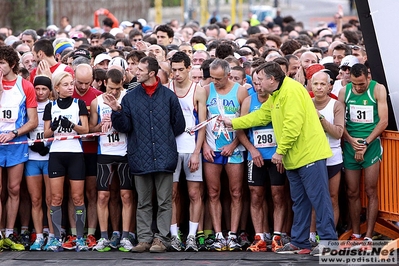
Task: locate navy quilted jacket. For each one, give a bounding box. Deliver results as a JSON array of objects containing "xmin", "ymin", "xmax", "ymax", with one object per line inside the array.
[{"xmin": 111, "ymin": 83, "xmax": 185, "ymax": 175}]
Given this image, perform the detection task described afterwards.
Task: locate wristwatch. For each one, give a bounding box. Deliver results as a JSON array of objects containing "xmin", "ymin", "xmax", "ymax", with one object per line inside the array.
[
  {"xmin": 11, "ymin": 130, "xmax": 18, "ymax": 137},
  {"xmin": 319, "ymin": 114, "xmax": 325, "ymax": 121},
  {"xmin": 362, "ymin": 139, "xmax": 369, "ymax": 146}
]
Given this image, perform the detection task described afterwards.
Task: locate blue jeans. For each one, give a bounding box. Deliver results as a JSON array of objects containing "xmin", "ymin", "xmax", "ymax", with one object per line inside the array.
[{"xmin": 287, "ymin": 159, "xmax": 337, "ymax": 249}]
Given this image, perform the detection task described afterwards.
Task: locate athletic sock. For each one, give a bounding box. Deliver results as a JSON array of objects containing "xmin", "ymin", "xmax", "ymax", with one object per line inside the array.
[
  {"xmin": 75, "ymin": 205, "xmax": 86, "ymax": 239},
  {"xmin": 50, "ymin": 206, "xmax": 62, "ymax": 238},
  {"xmin": 188, "ymin": 221, "xmax": 199, "ymax": 237},
  {"xmin": 170, "ymin": 223, "xmax": 178, "ymax": 237}
]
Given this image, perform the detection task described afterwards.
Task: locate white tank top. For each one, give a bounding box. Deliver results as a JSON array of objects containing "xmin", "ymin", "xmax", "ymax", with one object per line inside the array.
[
  {"xmin": 28, "ymin": 100, "xmax": 50, "ymax": 161},
  {"xmin": 0, "ymin": 77, "xmax": 24, "ymax": 132},
  {"xmin": 49, "ymin": 98, "xmax": 83, "ymax": 153},
  {"xmin": 319, "ymin": 98, "xmax": 343, "ymax": 166},
  {"xmin": 169, "ymin": 81, "xmax": 197, "ymax": 153},
  {"xmin": 97, "ymin": 90, "xmax": 128, "ymax": 156}
]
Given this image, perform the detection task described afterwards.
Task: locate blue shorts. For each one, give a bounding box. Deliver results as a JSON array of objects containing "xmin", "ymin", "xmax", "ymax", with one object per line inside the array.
[
  {"xmin": 202, "ymin": 151, "xmax": 244, "ymax": 165},
  {"xmin": 24, "ymin": 160, "xmax": 49, "ymax": 176},
  {"xmin": 0, "ymin": 141, "xmax": 29, "ymax": 167}
]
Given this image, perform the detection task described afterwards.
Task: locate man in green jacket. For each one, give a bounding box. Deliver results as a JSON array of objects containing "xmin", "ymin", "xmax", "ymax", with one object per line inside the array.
[{"xmin": 220, "ymin": 61, "xmax": 337, "ymax": 255}]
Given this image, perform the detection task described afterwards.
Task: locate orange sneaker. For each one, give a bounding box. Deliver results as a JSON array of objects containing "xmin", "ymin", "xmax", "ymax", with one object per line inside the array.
[
  {"xmin": 247, "ymin": 235, "xmax": 267, "ymax": 252},
  {"xmin": 339, "ymin": 235, "xmax": 363, "ymax": 250},
  {"xmin": 272, "ymin": 235, "xmax": 284, "ymax": 252},
  {"xmin": 86, "ymin": 234, "xmax": 96, "ymax": 249},
  {"xmin": 62, "ymin": 235, "xmax": 76, "ymax": 250}
]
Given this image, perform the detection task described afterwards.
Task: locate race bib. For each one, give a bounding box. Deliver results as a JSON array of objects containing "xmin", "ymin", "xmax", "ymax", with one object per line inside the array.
[
  {"xmin": 31, "ymin": 128, "xmax": 44, "ymax": 140},
  {"xmin": 350, "ymin": 105, "xmax": 373, "ymax": 123},
  {"xmin": 102, "ymin": 132, "xmax": 126, "ymax": 147},
  {"xmin": 253, "ymin": 128, "xmax": 276, "ymax": 148},
  {"xmin": 0, "ymin": 107, "xmax": 18, "ymax": 123}
]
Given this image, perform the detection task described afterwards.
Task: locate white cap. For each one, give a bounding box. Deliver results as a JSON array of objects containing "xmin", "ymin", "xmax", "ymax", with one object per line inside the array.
[
  {"xmin": 110, "ymin": 27, "xmax": 123, "ymax": 36},
  {"xmin": 109, "ymin": 57, "xmax": 128, "ymax": 70},
  {"xmin": 93, "ymin": 54, "xmax": 112, "ymax": 66},
  {"xmin": 339, "ymin": 55, "xmax": 359, "ymax": 68},
  {"xmin": 138, "ymin": 18, "xmax": 147, "ymax": 26},
  {"xmin": 319, "ymin": 56, "xmax": 333, "ymax": 65},
  {"xmin": 47, "ymin": 24, "xmax": 59, "ymax": 31},
  {"xmin": 120, "ymin": 21, "xmax": 133, "ymax": 29}
]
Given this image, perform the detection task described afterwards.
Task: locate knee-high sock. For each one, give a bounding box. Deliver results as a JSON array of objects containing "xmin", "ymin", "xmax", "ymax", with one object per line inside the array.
[
  {"xmin": 75, "ymin": 205, "xmax": 86, "ymax": 239},
  {"xmin": 50, "ymin": 206, "xmax": 62, "ymax": 239}
]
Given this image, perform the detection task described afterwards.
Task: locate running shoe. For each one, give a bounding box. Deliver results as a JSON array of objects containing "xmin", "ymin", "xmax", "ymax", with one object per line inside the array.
[
  {"xmin": 30, "ymin": 237, "xmax": 44, "ymax": 251},
  {"xmin": 196, "ymin": 232, "xmax": 206, "ymax": 251},
  {"xmin": 170, "ymin": 235, "xmax": 183, "ymax": 251},
  {"xmin": 205, "ymin": 234, "xmax": 215, "ymax": 250},
  {"xmin": 128, "ymin": 233, "xmax": 138, "ymax": 247},
  {"xmin": 185, "ymin": 235, "xmax": 198, "ymax": 252},
  {"xmin": 238, "ymin": 231, "xmax": 251, "ymax": 249},
  {"xmin": 62, "ymin": 235, "xmax": 76, "ymax": 250},
  {"xmin": 119, "ymin": 237, "xmax": 134, "ymax": 252},
  {"xmin": 93, "ymin": 238, "xmax": 111, "ymax": 252},
  {"xmin": 272, "ymin": 235, "xmax": 284, "ymax": 252},
  {"xmin": 43, "ymin": 236, "xmax": 54, "ymax": 251},
  {"xmin": 109, "ymin": 232, "xmax": 121, "ymax": 249},
  {"xmin": 276, "ymin": 243, "xmax": 311, "ymax": 254},
  {"xmin": 46, "ymin": 237, "xmax": 63, "ymax": 252},
  {"xmin": 309, "ymin": 234, "xmax": 319, "ymax": 247},
  {"xmin": 209, "ymin": 238, "xmax": 226, "ymax": 252},
  {"xmin": 30, "ymin": 231, "xmax": 37, "ymax": 244},
  {"xmin": 76, "ymin": 237, "xmax": 89, "ymax": 252},
  {"xmin": 339, "ymin": 235, "xmax": 363, "ymax": 250},
  {"xmin": 227, "ymin": 234, "xmax": 241, "ymax": 251},
  {"xmin": 310, "ymin": 243, "xmax": 327, "ymax": 256},
  {"xmin": 3, "ymin": 235, "xmax": 25, "ymax": 251},
  {"xmin": 86, "ymin": 234, "xmax": 96, "ymax": 249},
  {"xmin": 20, "ymin": 230, "xmax": 31, "ymax": 249},
  {"xmin": 247, "ymin": 235, "xmax": 267, "ymax": 252},
  {"xmin": 282, "ymin": 234, "xmax": 291, "ymax": 245}
]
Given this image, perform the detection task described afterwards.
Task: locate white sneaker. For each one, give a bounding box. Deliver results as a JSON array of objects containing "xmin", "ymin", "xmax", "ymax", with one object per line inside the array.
[
  {"xmin": 93, "ymin": 238, "xmax": 111, "ymax": 252},
  {"xmin": 119, "ymin": 237, "xmax": 133, "ymax": 252}
]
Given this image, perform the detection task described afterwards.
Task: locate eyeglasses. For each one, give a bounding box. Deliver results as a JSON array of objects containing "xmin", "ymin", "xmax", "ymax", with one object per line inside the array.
[
  {"xmin": 340, "ymin": 66, "xmax": 351, "ymax": 72},
  {"xmin": 116, "ymin": 46, "xmax": 125, "ymax": 50}
]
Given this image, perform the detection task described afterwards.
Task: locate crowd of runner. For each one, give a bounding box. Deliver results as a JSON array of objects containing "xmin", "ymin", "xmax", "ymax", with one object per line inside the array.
[{"xmin": 0, "ymin": 6, "xmax": 388, "ymax": 256}]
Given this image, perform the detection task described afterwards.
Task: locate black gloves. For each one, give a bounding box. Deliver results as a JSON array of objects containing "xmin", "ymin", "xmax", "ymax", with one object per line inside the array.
[
  {"xmin": 29, "ymin": 142, "xmax": 50, "ymax": 156},
  {"xmin": 60, "ymin": 116, "xmax": 74, "ymax": 129},
  {"xmin": 50, "ymin": 116, "xmax": 60, "ymax": 131}
]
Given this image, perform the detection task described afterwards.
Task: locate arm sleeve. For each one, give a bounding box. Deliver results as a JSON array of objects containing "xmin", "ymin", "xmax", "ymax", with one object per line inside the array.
[
  {"xmin": 110, "ymin": 96, "xmax": 132, "ymax": 133},
  {"xmin": 22, "ymin": 79, "xmax": 38, "ymax": 108},
  {"xmin": 43, "ymin": 103, "xmax": 52, "ymax": 121},
  {"xmin": 94, "ymin": 11, "xmax": 100, "ymax": 28},
  {"xmin": 78, "ymin": 100, "xmax": 89, "ymax": 116},
  {"xmin": 232, "ymin": 99, "xmax": 271, "ymax": 130}
]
